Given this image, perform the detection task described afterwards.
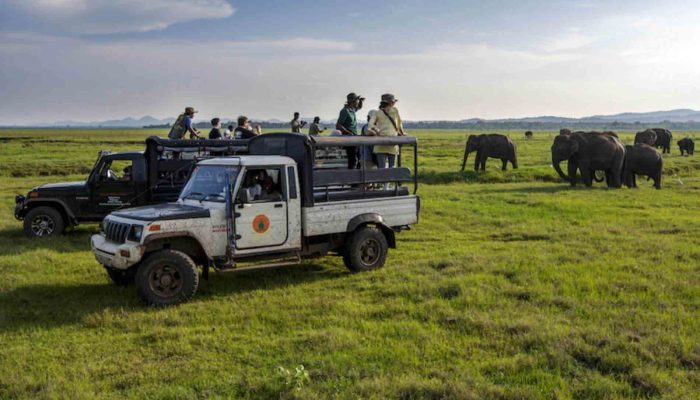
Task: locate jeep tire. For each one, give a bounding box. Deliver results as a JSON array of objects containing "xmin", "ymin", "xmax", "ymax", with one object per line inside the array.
[
  {"xmin": 24, "ymin": 206, "xmax": 65, "ymax": 237},
  {"xmin": 135, "ymin": 249, "xmax": 199, "ymax": 306},
  {"xmin": 343, "ymin": 226, "xmax": 388, "ymax": 273}
]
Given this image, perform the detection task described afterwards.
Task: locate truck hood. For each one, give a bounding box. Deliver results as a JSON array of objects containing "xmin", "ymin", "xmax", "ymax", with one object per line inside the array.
[
  {"xmin": 36, "ymin": 181, "xmax": 86, "ymax": 192},
  {"xmin": 111, "ymin": 203, "xmax": 210, "ymax": 222}
]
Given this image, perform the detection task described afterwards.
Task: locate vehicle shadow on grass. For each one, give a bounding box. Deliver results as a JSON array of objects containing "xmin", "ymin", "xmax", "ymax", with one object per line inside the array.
[
  {"xmin": 0, "ymin": 226, "xmax": 97, "ymax": 255},
  {"xmin": 0, "ymin": 262, "xmax": 345, "ymax": 332}
]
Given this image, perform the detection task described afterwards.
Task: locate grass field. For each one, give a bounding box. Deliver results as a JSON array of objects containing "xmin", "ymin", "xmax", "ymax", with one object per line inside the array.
[{"xmin": 0, "ymin": 128, "xmax": 698, "ymax": 399}]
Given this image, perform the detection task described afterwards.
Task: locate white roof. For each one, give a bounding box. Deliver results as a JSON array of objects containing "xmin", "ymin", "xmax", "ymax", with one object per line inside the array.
[{"xmin": 197, "ymin": 155, "xmax": 295, "ymax": 167}]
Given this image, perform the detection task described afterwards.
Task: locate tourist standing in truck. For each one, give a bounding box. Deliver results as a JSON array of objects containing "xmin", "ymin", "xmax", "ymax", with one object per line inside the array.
[
  {"xmin": 234, "ymin": 115, "xmax": 258, "ymax": 139},
  {"xmin": 369, "ymin": 94, "xmax": 405, "ymax": 169},
  {"xmin": 224, "ymin": 124, "xmax": 235, "ymax": 139},
  {"xmin": 168, "ymin": 106, "xmax": 201, "ymax": 139},
  {"xmin": 336, "ymin": 92, "xmax": 364, "ymax": 169},
  {"xmin": 208, "ymin": 118, "xmax": 223, "ymax": 139},
  {"xmin": 308, "ymin": 116, "xmax": 325, "ymax": 136},
  {"xmin": 291, "ymin": 112, "xmax": 306, "ymax": 133}
]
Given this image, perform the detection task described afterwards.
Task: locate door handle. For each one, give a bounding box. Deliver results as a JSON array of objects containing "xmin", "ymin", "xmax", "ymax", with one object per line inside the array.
[{"xmin": 274, "ymin": 204, "xmax": 283, "ymax": 208}]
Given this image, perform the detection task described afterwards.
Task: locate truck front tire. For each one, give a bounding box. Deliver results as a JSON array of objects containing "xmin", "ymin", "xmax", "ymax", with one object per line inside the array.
[
  {"xmin": 135, "ymin": 249, "xmax": 199, "ymax": 306},
  {"xmin": 343, "ymin": 226, "xmax": 388, "ymax": 273},
  {"xmin": 23, "ymin": 206, "xmax": 65, "ymax": 237}
]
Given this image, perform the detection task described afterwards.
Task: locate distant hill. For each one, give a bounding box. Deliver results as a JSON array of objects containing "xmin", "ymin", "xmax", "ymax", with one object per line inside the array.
[{"xmin": 9, "ymin": 108, "xmax": 700, "ymax": 129}]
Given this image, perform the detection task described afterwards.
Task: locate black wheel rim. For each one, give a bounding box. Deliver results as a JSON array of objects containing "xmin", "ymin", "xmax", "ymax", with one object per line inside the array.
[
  {"xmin": 148, "ymin": 264, "xmax": 183, "ymax": 298},
  {"xmin": 359, "ymin": 238, "xmax": 381, "ymax": 266},
  {"xmin": 31, "ymin": 214, "xmax": 54, "ymax": 236}
]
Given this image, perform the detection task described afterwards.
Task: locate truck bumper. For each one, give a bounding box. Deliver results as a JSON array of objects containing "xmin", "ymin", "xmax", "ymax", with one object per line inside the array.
[
  {"xmin": 14, "ymin": 195, "xmax": 26, "ymax": 220},
  {"xmin": 91, "ymin": 234, "xmax": 144, "ymax": 270}
]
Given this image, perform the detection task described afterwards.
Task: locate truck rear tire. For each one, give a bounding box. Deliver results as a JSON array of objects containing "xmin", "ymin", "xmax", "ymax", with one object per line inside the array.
[
  {"xmin": 105, "ymin": 266, "xmax": 135, "ymax": 286},
  {"xmin": 135, "ymin": 250, "xmax": 199, "ymax": 306},
  {"xmin": 343, "ymin": 226, "xmax": 388, "ymax": 273},
  {"xmin": 23, "ymin": 206, "xmax": 65, "ymax": 237}
]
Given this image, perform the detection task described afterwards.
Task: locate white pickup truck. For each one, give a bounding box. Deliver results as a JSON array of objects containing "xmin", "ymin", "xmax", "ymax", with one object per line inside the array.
[{"xmin": 91, "ymin": 133, "xmax": 420, "ymax": 305}]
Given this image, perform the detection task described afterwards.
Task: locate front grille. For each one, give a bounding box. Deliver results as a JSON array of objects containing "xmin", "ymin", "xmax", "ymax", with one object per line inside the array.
[{"xmin": 105, "ymin": 220, "xmax": 130, "ymax": 244}]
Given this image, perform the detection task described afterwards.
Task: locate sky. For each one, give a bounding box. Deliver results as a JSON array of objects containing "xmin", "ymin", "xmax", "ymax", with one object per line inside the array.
[{"xmin": 1, "ymin": 0, "xmax": 700, "ymax": 125}]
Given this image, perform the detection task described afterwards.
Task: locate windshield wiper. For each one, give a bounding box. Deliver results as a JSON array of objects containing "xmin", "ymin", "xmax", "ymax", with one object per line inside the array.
[
  {"xmin": 182, "ymin": 192, "xmax": 204, "ymax": 200},
  {"xmin": 200, "ymin": 193, "xmax": 225, "ymax": 202}
]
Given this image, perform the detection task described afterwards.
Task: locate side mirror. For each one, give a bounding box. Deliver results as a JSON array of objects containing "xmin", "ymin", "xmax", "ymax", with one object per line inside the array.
[{"xmin": 236, "ymin": 190, "xmax": 250, "ymax": 204}]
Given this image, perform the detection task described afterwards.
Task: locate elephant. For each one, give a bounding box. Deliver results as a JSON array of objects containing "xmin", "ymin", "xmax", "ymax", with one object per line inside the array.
[
  {"xmin": 461, "ymin": 134, "xmax": 517, "ymax": 172},
  {"xmin": 652, "ymin": 128, "xmax": 673, "ymax": 153},
  {"xmin": 525, "ymin": 131, "xmax": 533, "ymax": 139},
  {"xmin": 623, "ymin": 144, "xmax": 663, "ymax": 189},
  {"xmin": 560, "ymin": 128, "xmax": 572, "ymax": 135},
  {"xmin": 634, "ymin": 129, "xmax": 657, "ymax": 146},
  {"xmin": 551, "ymin": 131, "xmax": 626, "ymax": 188},
  {"xmin": 678, "ymin": 138, "xmax": 694, "ymax": 155}
]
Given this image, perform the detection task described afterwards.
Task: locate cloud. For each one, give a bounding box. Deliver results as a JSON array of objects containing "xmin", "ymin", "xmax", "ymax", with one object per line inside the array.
[
  {"xmin": 540, "ymin": 31, "xmax": 597, "ymax": 52},
  {"xmin": 9, "ymin": 0, "xmax": 234, "ymax": 34}
]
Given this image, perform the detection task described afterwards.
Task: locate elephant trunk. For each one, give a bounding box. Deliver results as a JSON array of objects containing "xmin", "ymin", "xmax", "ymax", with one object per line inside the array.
[{"xmin": 553, "ymin": 158, "xmax": 570, "ymax": 182}]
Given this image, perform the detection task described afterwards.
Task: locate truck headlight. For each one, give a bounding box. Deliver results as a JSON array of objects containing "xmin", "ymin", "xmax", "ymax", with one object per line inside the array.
[{"xmin": 128, "ymin": 225, "xmax": 143, "ymax": 242}]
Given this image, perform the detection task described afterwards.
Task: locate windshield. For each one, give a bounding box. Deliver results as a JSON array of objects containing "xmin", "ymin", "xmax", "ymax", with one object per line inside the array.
[{"xmin": 179, "ymin": 165, "xmax": 239, "ymax": 203}]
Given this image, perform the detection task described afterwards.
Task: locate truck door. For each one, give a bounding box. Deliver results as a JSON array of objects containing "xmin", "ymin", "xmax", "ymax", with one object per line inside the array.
[
  {"xmin": 89, "ymin": 154, "xmax": 144, "ymax": 217},
  {"xmin": 233, "ymin": 167, "xmax": 289, "ymax": 249}
]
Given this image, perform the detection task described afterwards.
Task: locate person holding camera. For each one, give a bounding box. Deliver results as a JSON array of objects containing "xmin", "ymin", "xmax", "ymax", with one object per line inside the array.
[
  {"xmin": 291, "ymin": 112, "xmax": 306, "ymax": 133},
  {"xmin": 368, "ymin": 93, "xmax": 405, "ymax": 169},
  {"xmin": 336, "ymin": 92, "xmax": 364, "ymax": 169}
]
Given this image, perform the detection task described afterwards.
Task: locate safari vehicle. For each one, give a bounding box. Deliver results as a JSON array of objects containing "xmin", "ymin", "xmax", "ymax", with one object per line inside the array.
[
  {"xmin": 14, "ymin": 136, "xmax": 247, "ymax": 237},
  {"xmin": 91, "ymin": 133, "xmax": 419, "ymax": 305}
]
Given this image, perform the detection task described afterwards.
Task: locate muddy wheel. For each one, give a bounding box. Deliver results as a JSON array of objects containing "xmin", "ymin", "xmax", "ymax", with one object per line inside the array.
[
  {"xmin": 343, "ymin": 226, "xmax": 388, "ymax": 273},
  {"xmin": 135, "ymin": 249, "xmax": 199, "ymax": 306},
  {"xmin": 105, "ymin": 266, "xmax": 135, "ymax": 286},
  {"xmin": 23, "ymin": 206, "xmax": 65, "ymax": 237}
]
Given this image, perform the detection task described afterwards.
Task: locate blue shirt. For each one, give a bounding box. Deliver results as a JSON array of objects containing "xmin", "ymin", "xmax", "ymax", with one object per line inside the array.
[{"xmin": 184, "ymin": 116, "xmax": 193, "ymax": 130}]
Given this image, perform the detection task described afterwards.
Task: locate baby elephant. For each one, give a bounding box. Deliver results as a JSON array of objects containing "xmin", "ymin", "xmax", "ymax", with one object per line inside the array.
[
  {"xmin": 678, "ymin": 138, "xmax": 694, "ymax": 156},
  {"xmin": 461, "ymin": 134, "xmax": 517, "ymax": 172},
  {"xmin": 623, "ymin": 144, "xmax": 663, "ymax": 189},
  {"xmin": 524, "ymin": 131, "xmax": 533, "ymax": 139}
]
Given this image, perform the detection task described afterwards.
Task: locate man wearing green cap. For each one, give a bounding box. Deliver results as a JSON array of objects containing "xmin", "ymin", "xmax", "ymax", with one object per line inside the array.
[{"xmin": 336, "ymin": 92, "xmax": 364, "ymax": 169}]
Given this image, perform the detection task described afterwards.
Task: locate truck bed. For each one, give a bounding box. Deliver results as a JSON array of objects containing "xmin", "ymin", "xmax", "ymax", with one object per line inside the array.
[{"xmin": 301, "ymin": 195, "xmax": 419, "ymax": 237}]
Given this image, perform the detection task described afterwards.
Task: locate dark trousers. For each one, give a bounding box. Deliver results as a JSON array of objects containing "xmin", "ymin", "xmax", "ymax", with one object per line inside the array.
[{"xmin": 346, "ymin": 146, "xmax": 358, "ymax": 169}]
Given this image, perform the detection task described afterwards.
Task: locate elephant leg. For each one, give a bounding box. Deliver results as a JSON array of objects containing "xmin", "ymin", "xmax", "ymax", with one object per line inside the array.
[
  {"xmin": 481, "ymin": 157, "xmax": 486, "ymax": 171},
  {"xmin": 606, "ymin": 171, "xmax": 613, "ymax": 187},
  {"xmin": 501, "ymin": 159, "xmax": 507, "ymax": 171},
  {"xmin": 461, "ymin": 143, "xmax": 469, "ymax": 171},
  {"xmin": 632, "ymin": 174, "xmax": 637, "ymax": 188},
  {"xmin": 473, "ymin": 151, "xmax": 480, "ymax": 172},
  {"xmin": 655, "ymin": 171, "xmax": 661, "ymax": 189},
  {"xmin": 580, "ymin": 168, "xmax": 593, "ymax": 187},
  {"xmin": 511, "ymin": 157, "xmax": 517, "ymax": 169},
  {"xmin": 568, "ymin": 159, "xmax": 577, "ymax": 187}
]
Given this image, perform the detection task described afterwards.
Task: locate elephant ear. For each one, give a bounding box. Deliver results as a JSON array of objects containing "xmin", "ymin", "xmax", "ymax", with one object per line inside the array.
[{"xmin": 570, "ymin": 139, "xmax": 579, "ymax": 153}]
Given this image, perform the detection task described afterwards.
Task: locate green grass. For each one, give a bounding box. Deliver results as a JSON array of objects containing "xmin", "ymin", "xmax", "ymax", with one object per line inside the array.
[{"xmin": 0, "ymin": 128, "xmax": 698, "ymax": 399}]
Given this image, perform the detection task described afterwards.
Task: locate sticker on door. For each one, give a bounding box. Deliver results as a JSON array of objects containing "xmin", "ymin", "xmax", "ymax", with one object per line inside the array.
[{"xmin": 252, "ymin": 214, "xmax": 270, "ymax": 234}]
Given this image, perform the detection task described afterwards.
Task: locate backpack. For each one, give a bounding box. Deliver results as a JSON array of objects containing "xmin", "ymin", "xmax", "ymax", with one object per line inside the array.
[{"xmin": 168, "ymin": 114, "xmax": 188, "ymax": 139}]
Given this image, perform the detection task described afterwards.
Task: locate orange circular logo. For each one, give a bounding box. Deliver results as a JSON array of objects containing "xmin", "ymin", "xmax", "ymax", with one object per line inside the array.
[{"xmin": 252, "ymin": 214, "xmax": 270, "ymax": 234}]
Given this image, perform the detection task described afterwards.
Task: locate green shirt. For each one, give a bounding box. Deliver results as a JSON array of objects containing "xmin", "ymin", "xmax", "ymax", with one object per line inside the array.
[
  {"xmin": 308, "ymin": 122, "xmax": 323, "ymax": 135},
  {"xmin": 337, "ymin": 106, "xmax": 357, "ymax": 135}
]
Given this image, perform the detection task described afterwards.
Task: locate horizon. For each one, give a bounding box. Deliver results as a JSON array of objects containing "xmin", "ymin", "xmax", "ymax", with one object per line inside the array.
[{"xmin": 2, "ymin": 1, "xmax": 700, "ymax": 125}]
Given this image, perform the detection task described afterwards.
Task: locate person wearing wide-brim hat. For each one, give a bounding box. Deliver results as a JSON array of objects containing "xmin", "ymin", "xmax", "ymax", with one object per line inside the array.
[
  {"xmin": 336, "ymin": 92, "xmax": 365, "ymax": 169},
  {"xmin": 368, "ymin": 93, "xmax": 405, "ymax": 169}
]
